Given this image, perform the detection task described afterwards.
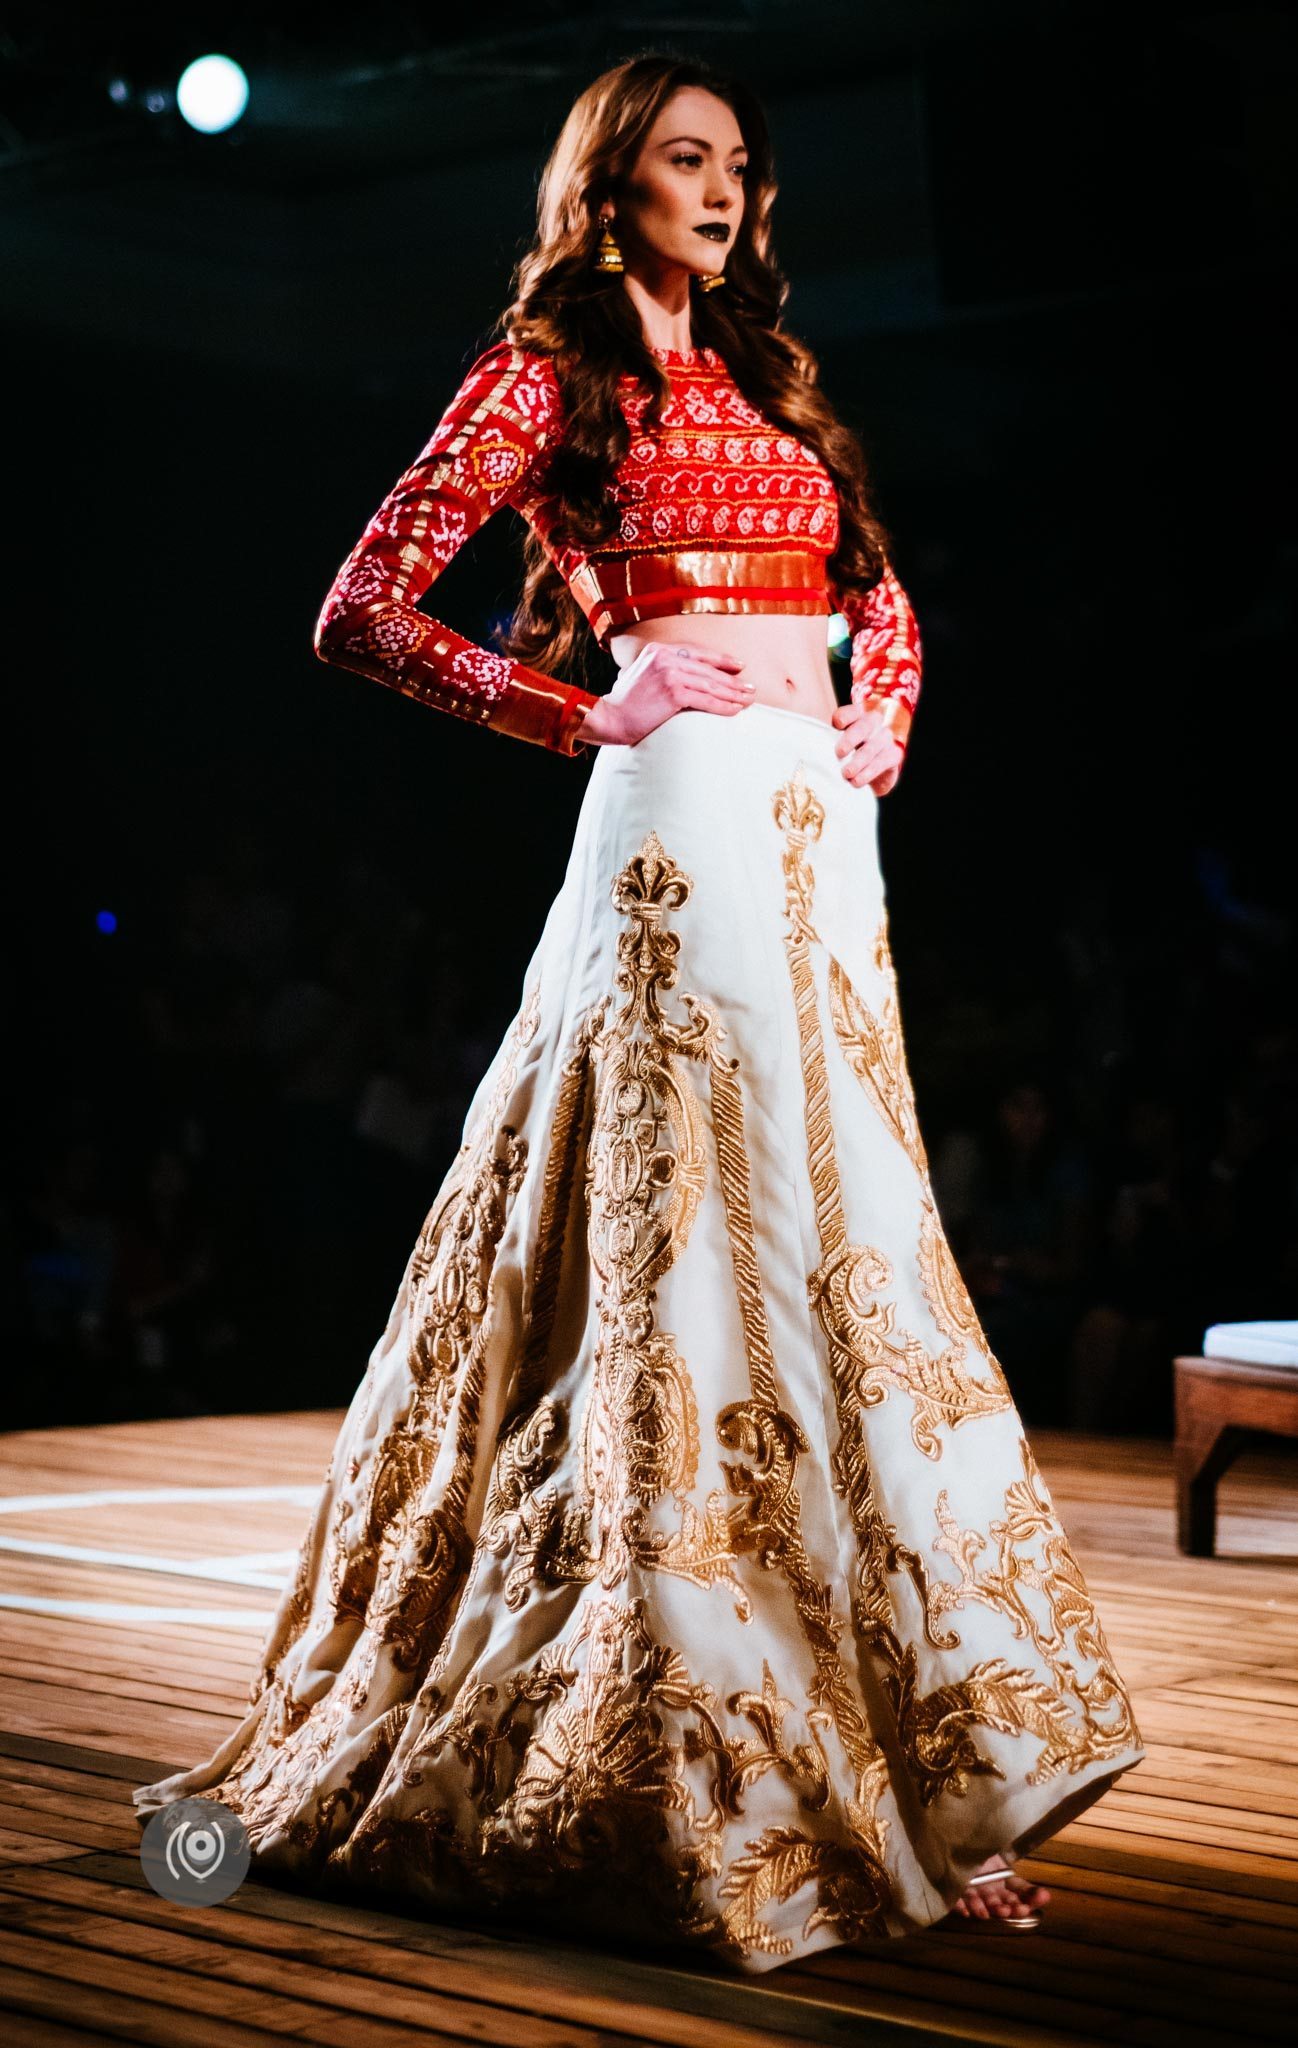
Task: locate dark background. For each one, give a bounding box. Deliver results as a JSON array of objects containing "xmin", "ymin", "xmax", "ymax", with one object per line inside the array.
[{"xmin": 7, "ymin": 2, "xmax": 1296, "ymax": 1437}]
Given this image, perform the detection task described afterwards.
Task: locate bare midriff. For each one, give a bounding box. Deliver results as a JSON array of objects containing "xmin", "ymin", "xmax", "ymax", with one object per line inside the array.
[{"xmin": 607, "ymin": 611, "xmax": 838, "ymax": 726}]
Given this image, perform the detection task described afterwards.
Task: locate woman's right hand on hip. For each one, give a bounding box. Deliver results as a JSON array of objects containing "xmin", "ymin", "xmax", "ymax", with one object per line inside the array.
[{"xmin": 577, "ymin": 641, "xmax": 755, "ymax": 746}]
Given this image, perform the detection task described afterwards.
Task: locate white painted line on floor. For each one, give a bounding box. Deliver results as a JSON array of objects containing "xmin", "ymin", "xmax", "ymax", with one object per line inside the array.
[
  {"xmin": 0, "ymin": 1535, "xmax": 296, "ymax": 1589},
  {"xmin": 0, "ymin": 1594, "xmax": 275, "ymax": 1626},
  {"xmin": 200, "ymin": 1551, "xmax": 302, "ymax": 1575}
]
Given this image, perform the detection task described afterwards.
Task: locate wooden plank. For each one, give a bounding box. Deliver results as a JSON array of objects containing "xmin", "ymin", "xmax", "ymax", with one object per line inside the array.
[
  {"xmin": 0, "ymin": 1958, "xmax": 313, "ymax": 2048},
  {"xmin": 1023, "ymin": 1835, "xmax": 1298, "ymax": 1911},
  {"xmin": 0, "ymin": 1831, "xmax": 83, "ymax": 1870},
  {"xmin": 0, "ymin": 1412, "xmax": 337, "ymax": 1495},
  {"xmin": 1114, "ymin": 1761, "xmax": 1298, "ymax": 1813},
  {"xmin": 15, "ymin": 1874, "xmax": 1285, "ymax": 2048},
  {"xmin": 1020, "ymin": 1851, "xmax": 1298, "ymax": 1932},
  {"xmin": 0, "ymin": 1799, "xmax": 134, "ymax": 1857},
  {"xmin": 790, "ymin": 1949, "xmax": 1288, "ymax": 2046},
  {"xmin": 0, "ymin": 1415, "xmax": 1294, "ymax": 2048},
  {"xmin": 0, "ymin": 1926, "xmax": 487, "ymax": 2046},
  {"xmin": 0, "ymin": 1651, "xmax": 250, "ymax": 1718},
  {"xmin": 4, "ymin": 2010, "xmax": 145, "ymax": 2046},
  {"xmin": 1132, "ymin": 1742, "xmax": 1298, "ymax": 1794},
  {"xmin": 0, "ymin": 1784, "xmax": 135, "ymax": 1845},
  {"xmin": 0, "ymin": 1733, "xmax": 176, "ymax": 1785},
  {"xmin": 0, "ymin": 1756, "xmax": 169, "ymax": 1810},
  {"xmin": 0, "ymin": 1855, "xmax": 1059, "ymax": 2048},
  {"xmin": 0, "ymin": 1678, "xmax": 241, "ymax": 1764},
  {"xmin": 0, "ymin": 1892, "xmax": 745, "ymax": 2048},
  {"xmin": 1116, "ymin": 1713, "xmax": 1298, "ymax": 1770},
  {"xmin": 0, "ymin": 1621, "xmax": 259, "ymax": 1689},
  {"xmin": 1175, "ymin": 1673, "xmax": 1298, "ymax": 1707},
  {"xmin": 975, "ymin": 1874, "xmax": 1298, "ymax": 1973},
  {"xmin": 0, "ymin": 1559, "xmax": 273, "ymax": 1618},
  {"xmin": 1059, "ymin": 1801, "xmax": 1298, "ymax": 1862}
]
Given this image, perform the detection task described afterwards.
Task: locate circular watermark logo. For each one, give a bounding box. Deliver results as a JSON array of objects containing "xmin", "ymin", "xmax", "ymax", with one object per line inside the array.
[{"xmin": 139, "ymin": 1796, "xmax": 251, "ymax": 1905}]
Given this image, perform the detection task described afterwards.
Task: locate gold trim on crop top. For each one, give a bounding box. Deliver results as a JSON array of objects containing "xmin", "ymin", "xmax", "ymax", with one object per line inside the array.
[{"xmin": 569, "ymin": 548, "xmax": 833, "ymax": 643}]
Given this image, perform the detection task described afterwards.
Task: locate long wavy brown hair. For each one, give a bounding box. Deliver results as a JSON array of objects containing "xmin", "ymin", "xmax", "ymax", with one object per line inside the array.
[{"xmin": 488, "ymin": 52, "xmax": 892, "ymax": 686}]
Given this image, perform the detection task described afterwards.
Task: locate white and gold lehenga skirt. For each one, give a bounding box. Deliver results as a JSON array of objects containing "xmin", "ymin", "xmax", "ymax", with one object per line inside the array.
[{"xmin": 137, "ymin": 699, "xmax": 1144, "ymax": 1970}]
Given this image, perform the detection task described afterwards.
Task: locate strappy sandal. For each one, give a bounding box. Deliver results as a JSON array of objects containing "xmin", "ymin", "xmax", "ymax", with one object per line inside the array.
[{"xmin": 960, "ymin": 1856, "xmax": 1043, "ymax": 1931}]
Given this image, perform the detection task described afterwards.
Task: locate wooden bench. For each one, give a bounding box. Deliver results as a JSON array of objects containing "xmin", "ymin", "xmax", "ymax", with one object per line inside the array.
[{"xmin": 1174, "ymin": 1346, "xmax": 1298, "ymax": 1555}]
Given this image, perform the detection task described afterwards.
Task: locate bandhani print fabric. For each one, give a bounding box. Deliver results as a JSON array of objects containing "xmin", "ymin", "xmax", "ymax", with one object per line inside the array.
[
  {"xmin": 312, "ymin": 340, "xmax": 923, "ymax": 766},
  {"xmin": 312, "ymin": 347, "xmax": 593, "ymax": 756}
]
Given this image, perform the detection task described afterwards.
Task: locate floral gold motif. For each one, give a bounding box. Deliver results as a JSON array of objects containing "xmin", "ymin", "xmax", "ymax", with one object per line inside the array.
[{"xmin": 771, "ymin": 767, "xmax": 1133, "ymax": 1804}]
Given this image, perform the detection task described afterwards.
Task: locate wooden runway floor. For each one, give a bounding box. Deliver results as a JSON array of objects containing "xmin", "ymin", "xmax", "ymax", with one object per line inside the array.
[{"xmin": 0, "ymin": 1413, "xmax": 1294, "ymax": 2048}]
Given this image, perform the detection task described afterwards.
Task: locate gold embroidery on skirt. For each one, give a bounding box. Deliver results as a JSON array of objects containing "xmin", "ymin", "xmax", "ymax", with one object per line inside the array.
[
  {"xmin": 362, "ymin": 985, "xmax": 550, "ymax": 1694},
  {"xmin": 285, "ymin": 1700, "xmax": 412, "ymax": 1862},
  {"xmin": 181, "ymin": 819, "xmax": 1139, "ymax": 1956},
  {"xmin": 770, "ymin": 770, "xmax": 1085, "ymax": 1798},
  {"xmin": 326, "ymin": 988, "xmax": 541, "ymax": 1664},
  {"xmin": 361, "ymin": 1589, "xmax": 879, "ymax": 1957},
  {"xmin": 925, "ymin": 1434, "xmax": 1143, "ymax": 1774},
  {"xmin": 828, "ymin": 948, "xmax": 929, "ymax": 1179},
  {"xmin": 915, "ymin": 1195, "xmax": 1015, "ymax": 1406},
  {"xmin": 428, "ymin": 830, "xmax": 898, "ymax": 1949},
  {"xmin": 771, "ymin": 769, "xmax": 1140, "ymax": 1795},
  {"xmin": 250, "ymin": 1516, "xmax": 319, "ymax": 1706},
  {"xmin": 847, "ymin": 917, "xmax": 1017, "ymax": 1411},
  {"xmin": 478, "ymin": 1022, "xmax": 598, "ymax": 1610},
  {"xmin": 506, "ymin": 1022, "xmax": 595, "ymax": 1416},
  {"xmin": 352, "ymin": 1596, "xmax": 850, "ymax": 1951},
  {"xmin": 773, "ymin": 773, "xmax": 1009, "ymax": 1458},
  {"xmin": 481, "ymin": 836, "xmax": 753, "ymax": 1612},
  {"xmin": 216, "ymin": 1657, "xmax": 373, "ymax": 1846},
  {"xmin": 223, "ymin": 982, "xmax": 545, "ymax": 1837},
  {"xmin": 579, "ymin": 853, "xmax": 743, "ymax": 1598},
  {"xmin": 604, "ymin": 835, "xmax": 898, "ymax": 1933}
]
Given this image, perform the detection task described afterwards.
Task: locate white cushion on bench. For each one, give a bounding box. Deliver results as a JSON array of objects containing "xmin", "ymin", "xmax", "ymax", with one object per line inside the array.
[{"xmin": 1203, "ymin": 1321, "xmax": 1298, "ymax": 1369}]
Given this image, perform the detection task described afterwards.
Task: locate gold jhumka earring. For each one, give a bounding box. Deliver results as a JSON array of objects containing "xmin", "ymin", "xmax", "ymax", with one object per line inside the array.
[{"xmin": 594, "ymin": 217, "xmax": 623, "ymax": 273}]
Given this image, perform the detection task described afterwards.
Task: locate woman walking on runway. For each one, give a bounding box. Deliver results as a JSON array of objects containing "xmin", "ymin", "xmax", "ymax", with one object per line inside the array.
[{"xmin": 137, "ymin": 52, "xmax": 1144, "ymax": 1970}]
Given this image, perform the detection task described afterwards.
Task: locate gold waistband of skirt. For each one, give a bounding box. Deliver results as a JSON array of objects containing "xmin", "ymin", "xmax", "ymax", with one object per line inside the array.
[{"xmin": 569, "ymin": 549, "xmax": 833, "ymax": 643}]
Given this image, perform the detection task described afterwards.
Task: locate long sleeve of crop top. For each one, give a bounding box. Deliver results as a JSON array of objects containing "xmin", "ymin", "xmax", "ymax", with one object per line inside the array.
[
  {"xmin": 313, "ymin": 343, "xmax": 597, "ymax": 757},
  {"xmin": 832, "ymin": 562, "xmax": 923, "ymax": 765}
]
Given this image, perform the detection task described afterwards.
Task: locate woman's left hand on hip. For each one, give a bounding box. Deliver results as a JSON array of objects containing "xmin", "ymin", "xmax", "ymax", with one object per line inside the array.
[{"xmin": 831, "ymin": 701, "xmax": 904, "ymax": 796}]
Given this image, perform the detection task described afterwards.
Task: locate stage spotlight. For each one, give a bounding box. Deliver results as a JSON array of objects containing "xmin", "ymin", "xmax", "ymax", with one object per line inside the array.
[
  {"xmin": 95, "ymin": 910, "xmax": 118, "ymax": 935},
  {"xmin": 175, "ymin": 55, "xmax": 249, "ymax": 136}
]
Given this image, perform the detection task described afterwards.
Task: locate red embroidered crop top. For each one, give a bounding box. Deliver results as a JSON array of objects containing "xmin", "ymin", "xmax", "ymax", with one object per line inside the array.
[{"xmin": 313, "ymin": 340, "xmax": 922, "ymax": 767}]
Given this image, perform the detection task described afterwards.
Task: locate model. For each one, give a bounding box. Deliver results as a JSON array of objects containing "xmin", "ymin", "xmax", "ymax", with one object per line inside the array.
[{"xmin": 136, "ymin": 53, "xmax": 1144, "ymax": 1971}]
